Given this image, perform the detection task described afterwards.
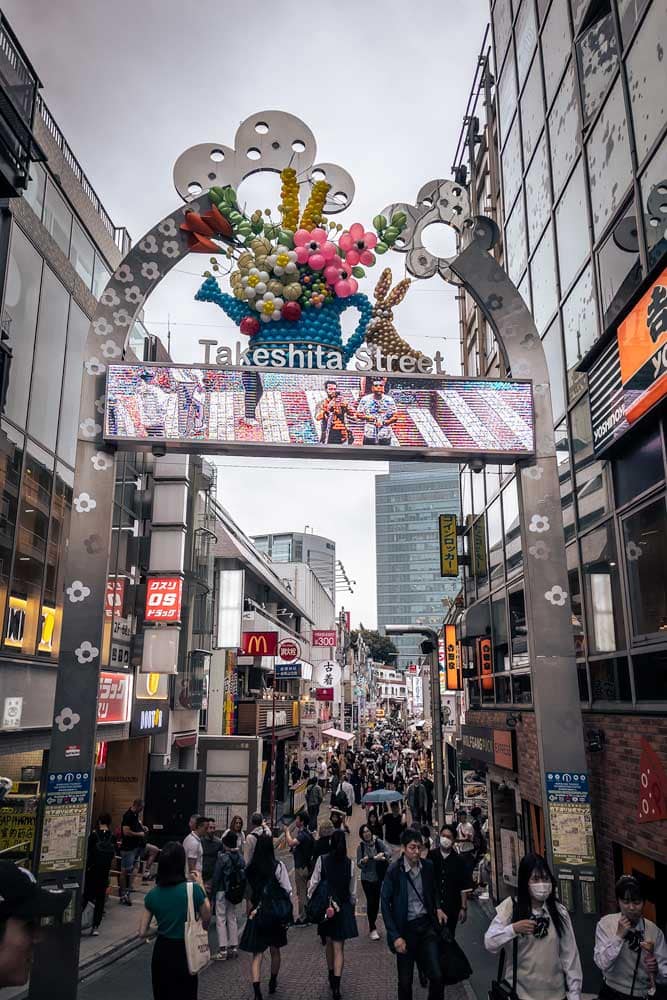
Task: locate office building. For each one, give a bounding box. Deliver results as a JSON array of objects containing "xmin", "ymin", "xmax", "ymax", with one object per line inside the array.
[
  {"xmin": 252, "ymin": 530, "xmax": 336, "ymax": 599},
  {"xmin": 375, "ymin": 462, "xmax": 460, "ymax": 670},
  {"xmin": 455, "ymin": 0, "xmax": 667, "ymax": 918}
]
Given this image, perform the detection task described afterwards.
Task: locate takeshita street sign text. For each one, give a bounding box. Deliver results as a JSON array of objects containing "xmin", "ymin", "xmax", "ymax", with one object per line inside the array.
[
  {"xmin": 199, "ymin": 338, "xmax": 448, "ymax": 374},
  {"xmin": 103, "ymin": 363, "xmax": 535, "ymax": 463}
]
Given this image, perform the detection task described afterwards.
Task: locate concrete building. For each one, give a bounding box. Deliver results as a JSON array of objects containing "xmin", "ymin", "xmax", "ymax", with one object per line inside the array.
[
  {"xmin": 252, "ymin": 530, "xmax": 336, "ymax": 599},
  {"xmin": 455, "ymin": 0, "xmax": 667, "ymax": 921},
  {"xmin": 375, "ymin": 462, "xmax": 460, "ymax": 670}
]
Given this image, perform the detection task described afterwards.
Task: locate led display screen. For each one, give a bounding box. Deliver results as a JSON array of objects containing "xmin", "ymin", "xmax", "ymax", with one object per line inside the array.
[{"xmin": 104, "ymin": 365, "xmax": 535, "ymax": 462}]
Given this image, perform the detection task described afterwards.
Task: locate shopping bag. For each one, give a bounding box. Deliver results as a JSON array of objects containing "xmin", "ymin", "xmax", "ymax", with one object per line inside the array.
[
  {"xmin": 80, "ymin": 901, "xmax": 95, "ymax": 932},
  {"xmin": 437, "ymin": 923, "xmax": 472, "ymax": 985},
  {"xmin": 184, "ymin": 881, "xmax": 210, "ymax": 975}
]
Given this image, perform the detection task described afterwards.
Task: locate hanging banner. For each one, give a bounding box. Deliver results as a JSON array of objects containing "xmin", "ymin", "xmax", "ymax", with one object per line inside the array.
[
  {"xmin": 444, "ymin": 625, "xmax": 462, "ymax": 690},
  {"xmin": 439, "ymin": 515, "xmax": 459, "ymax": 577}
]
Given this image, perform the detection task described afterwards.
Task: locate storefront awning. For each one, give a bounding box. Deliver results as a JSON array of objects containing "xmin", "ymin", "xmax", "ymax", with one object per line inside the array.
[
  {"xmin": 173, "ymin": 732, "xmax": 197, "ymax": 748},
  {"xmin": 321, "ymin": 728, "xmax": 355, "ymax": 742}
]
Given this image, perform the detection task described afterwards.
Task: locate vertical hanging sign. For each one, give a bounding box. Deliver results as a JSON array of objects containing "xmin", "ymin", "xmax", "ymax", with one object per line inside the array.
[{"xmin": 439, "ymin": 515, "xmax": 459, "ymax": 577}]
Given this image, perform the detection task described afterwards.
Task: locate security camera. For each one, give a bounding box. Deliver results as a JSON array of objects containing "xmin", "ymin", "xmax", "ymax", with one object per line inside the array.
[
  {"xmin": 151, "ymin": 443, "xmax": 167, "ymax": 458},
  {"xmin": 470, "ymin": 459, "xmax": 484, "ymax": 474}
]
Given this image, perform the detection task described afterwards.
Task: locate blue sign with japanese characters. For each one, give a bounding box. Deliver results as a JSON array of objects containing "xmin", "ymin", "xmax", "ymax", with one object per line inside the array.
[
  {"xmin": 46, "ymin": 770, "xmax": 91, "ymax": 806},
  {"xmin": 275, "ymin": 662, "xmax": 302, "ymax": 678},
  {"xmin": 545, "ymin": 771, "xmax": 589, "ymax": 804}
]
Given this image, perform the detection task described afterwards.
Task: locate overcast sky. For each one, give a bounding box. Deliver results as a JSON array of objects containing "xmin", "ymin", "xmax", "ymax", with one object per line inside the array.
[{"xmin": 8, "ymin": 0, "xmax": 488, "ymax": 626}]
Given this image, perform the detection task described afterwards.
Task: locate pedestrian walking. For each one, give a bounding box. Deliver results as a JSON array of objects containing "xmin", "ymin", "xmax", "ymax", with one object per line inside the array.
[
  {"xmin": 244, "ymin": 812, "xmax": 271, "ymax": 866},
  {"xmin": 422, "ymin": 774, "xmax": 434, "ymax": 826},
  {"xmin": 240, "ymin": 830, "xmax": 293, "ymax": 1000},
  {"xmin": 119, "ymin": 798, "xmax": 148, "ymax": 905},
  {"xmin": 308, "ymin": 830, "xmax": 358, "ymax": 1000},
  {"xmin": 201, "ymin": 818, "xmax": 221, "ymax": 896},
  {"xmin": 183, "ymin": 816, "xmax": 207, "ymax": 879},
  {"xmin": 314, "ymin": 818, "xmax": 335, "ymax": 864},
  {"xmin": 366, "ymin": 808, "xmax": 384, "ymax": 840},
  {"xmin": 0, "ymin": 861, "xmax": 71, "ymax": 988},
  {"xmin": 82, "ymin": 813, "xmax": 115, "ymax": 935},
  {"xmin": 484, "ymin": 853, "xmax": 582, "ymax": 1000},
  {"xmin": 406, "ymin": 776, "xmax": 427, "ymax": 826},
  {"xmin": 427, "ymin": 824, "xmax": 471, "ymax": 938},
  {"xmin": 455, "ymin": 809, "xmax": 477, "ymax": 883},
  {"xmin": 380, "ymin": 828, "xmax": 446, "ymax": 1000},
  {"xmin": 211, "ymin": 831, "xmax": 246, "ymax": 962},
  {"xmin": 223, "ymin": 815, "xmax": 246, "ymax": 855},
  {"xmin": 381, "ymin": 800, "xmax": 408, "ymax": 861},
  {"xmin": 594, "ymin": 875, "xmax": 667, "ymax": 998},
  {"xmin": 317, "ymin": 756, "xmax": 328, "ymax": 791},
  {"xmin": 306, "ymin": 777, "xmax": 323, "ymax": 832},
  {"xmin": 139, "ymin": 842, "xmax": 211, "ymax": 1000},
  {"xmin": 356, "ymin": 823, "xmax": 389, "ymax": 940},
  {"xmin": 284, "ymin": 811, "xmax": 315, "ymax": 925}
]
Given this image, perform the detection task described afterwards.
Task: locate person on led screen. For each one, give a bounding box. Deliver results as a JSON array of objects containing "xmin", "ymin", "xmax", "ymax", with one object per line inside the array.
[
  {"xmin": 184, "ymin": 377, "xmax": 206, "ymax": 436},
  {"xmin": 136, "ymin": 370, "xmax": 169, "ymax": 437},
  {"xmin": 356, "ymin": 376, "xmax": 398, "ymax": 446},
  {"xmin": 316, "ymin": 380, "xmax": 357, "ymax": 445}
]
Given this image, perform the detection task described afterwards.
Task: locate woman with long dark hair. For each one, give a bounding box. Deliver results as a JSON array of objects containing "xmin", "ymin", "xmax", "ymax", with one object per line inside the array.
[
  {"xmin": 308, "ymin": 830, "xmax": 358, "ymax": 1000},
  {"xmin": 356, "ymin": 823, "xmax": 388, "ymax": 940},
  {"xmin": 366, "ymin": 808, "xmax": 383, "ymax": 840},
  {"xmin": 139, "ymin": 841, "xmax": 211, "ymax": 1000},
  {"xmin": 484, "ymin": 853, "xmax": 582, "ymax": 1000},
  {"xmin": 239, "ymin": 830, "xmax": 292, "ymax": 1000}
]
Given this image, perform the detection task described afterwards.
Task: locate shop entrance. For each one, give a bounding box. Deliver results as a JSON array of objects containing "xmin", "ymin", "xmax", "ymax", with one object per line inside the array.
[{"xmin": 614, "ymin": 844, "xmax": 667, "ymax": 926}]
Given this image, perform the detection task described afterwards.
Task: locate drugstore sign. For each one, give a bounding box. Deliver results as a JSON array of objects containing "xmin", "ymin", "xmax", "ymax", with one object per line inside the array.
[{"xmin": 97, "ymin": 672, "xmax": 132, "ymax": 724}]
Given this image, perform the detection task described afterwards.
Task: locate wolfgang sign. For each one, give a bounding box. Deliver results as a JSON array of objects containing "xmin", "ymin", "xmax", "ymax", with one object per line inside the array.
[{"xmin": 104, "ymin": 364, "xmax": 535, "ymax": 463}]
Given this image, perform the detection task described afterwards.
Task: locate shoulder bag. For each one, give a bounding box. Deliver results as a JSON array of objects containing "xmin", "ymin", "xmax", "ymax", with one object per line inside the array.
[
  {"xmin": 489, "ymin": 931, "xmax": 519, "ymax": 1000},
  {"xmin": 184, "ymin": 881, "xmax": 210, "ymax": 975},
  {"xmin": 406, "ymin": 867, "xmax": 471, "ymax": 985}
]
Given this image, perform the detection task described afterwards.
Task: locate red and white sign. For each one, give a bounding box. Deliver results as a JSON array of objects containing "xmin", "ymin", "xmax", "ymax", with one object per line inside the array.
[
  {"xmin": 312, "ymin": 630, "xmax": 337, "ymax": 648},
  {"xmin": 315, "ymin": 687, "xmax": 334, "ymax": 701},
  {"xmin": 240, "ymin": 631, "xmax": 278, "ymax": 656},
  {"xmin": 145, "ymin": 577, "xmax": 183, "ymax": 622},
  {"xmin": 97, "ymin": 671, "xmax": 132, "ymax": 724},
  {"xmin": 638, "ymin": 737, "xmax": 667, "ymax": 823},
  {"xmin": 278, "ymin": 639, "xmax": 300, "ymax": 662},
  {"xmin": 105, "ymin": 578, "xmax": 126, "ymax": 619},
  {"xmin": 65, "ymin": 745, "xmax": 81, "ymax": 758}
]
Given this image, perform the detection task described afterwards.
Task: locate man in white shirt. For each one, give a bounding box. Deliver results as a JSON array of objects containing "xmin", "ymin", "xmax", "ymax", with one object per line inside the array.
[
  {"xmin": 183, "ymin": 815, "xmax": 207, "ymax": 878},
  {"xmin": 356, "ymin": 377, "xmax": 398, "ymax": 446},
  {"xmin": 316, "ymin": 756, "xmax": 328, "ymax": 791},
  {"xmin": 595, "ymin": 875, "xmax": 666, "ymax": 997}
]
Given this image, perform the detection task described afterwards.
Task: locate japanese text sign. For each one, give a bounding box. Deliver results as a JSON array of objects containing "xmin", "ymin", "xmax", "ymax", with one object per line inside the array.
[
  {"xmin": 145, "ymin": 577, "xmax": 183, "ymax": 622},
  {"xmin": 439, "ymin": 515, "xmax": 459, "ymax": 577}
]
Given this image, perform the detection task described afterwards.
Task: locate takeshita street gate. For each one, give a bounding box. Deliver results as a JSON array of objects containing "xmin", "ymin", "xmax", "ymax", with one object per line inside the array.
[{"xmin": 30, "ymin": 111, "xmax": 597, "ymax": 997}]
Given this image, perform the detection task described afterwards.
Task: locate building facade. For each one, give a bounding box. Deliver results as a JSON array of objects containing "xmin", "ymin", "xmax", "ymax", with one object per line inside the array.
[
  {"xmin": 376, "ymin": 462, "xmax": 460, "ymax": 670},
  {"xmin": 455, "ymin": 0, "xmax": 667, "ymax": 923},
  {"xmin": 252, "ymin": 530, "xmax": 336, "ymax": 599}
]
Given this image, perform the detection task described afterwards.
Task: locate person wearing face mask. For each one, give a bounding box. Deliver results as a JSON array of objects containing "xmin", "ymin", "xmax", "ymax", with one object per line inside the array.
[
  {"xmin": 484, "ymin": 853, "xmax": 582, "ymax": 1000},
  {"xmin": 427, "ymin": 824, "xmax": 472, "ymax": 939},
  {"xmin": 594, "ymin": 875, "xmax": 667, "ymax": 999}
]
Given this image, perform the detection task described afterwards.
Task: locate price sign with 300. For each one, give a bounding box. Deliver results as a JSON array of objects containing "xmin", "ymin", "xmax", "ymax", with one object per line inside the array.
[
  {"xmin": 145, "ymin": 577, "xmax": 183, "ymax": 622},
  {"xmin": 312, "ymin": 630, "xmax": 336, "ymax": 648}
]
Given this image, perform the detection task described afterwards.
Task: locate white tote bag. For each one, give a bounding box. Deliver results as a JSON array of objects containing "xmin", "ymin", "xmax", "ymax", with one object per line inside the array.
[{"xmin": 184, "ymin": 880, "xmax": 210, "ymax": 975}]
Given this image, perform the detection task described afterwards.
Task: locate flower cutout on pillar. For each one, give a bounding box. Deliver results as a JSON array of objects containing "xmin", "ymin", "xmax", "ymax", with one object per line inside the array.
[
  {"xmin": 112, "ymin": 308, "xmax": 132, "ymax": 327},
  {"xmin": 83, "ymin": 534, "xmax": 103, "ymax": 555},
  {"xmin": 100, "ymin": 340, "xmax": 122, "ymax": 359},
  {"xmin": 73, "ymin": 492, "xmax": 97, "ymax": 514},
  {"xmin": 55, "ymin": 707, "xmax": 81, "ymax": 733},
  {"xmin": 95, "ymin": 395, "xmax": 106, "ymax": 414},
  {"xmin": 528, "ymin": 514, "xmax": 550, "ymax": 533},
  {"xmin": 66, "ymin": 580, "xmax": 91, "ymax": 603},
  {"xmin": 100, "ymin": 288, "xmax": 120, "ymax": 307},
  {"xmin": 85, "ymin": 358, "xmax": 106, "ymax": 376},
  {"xmin": 625, "ymin": 540, "xmax": 643, "ymax": 561},
  {"xmin": 161, "ymin": 240, "xmax": 180, "ymax": 258},
  {"xmin": 79, "ymin": 418, "xmax": 101, "ymax": 438},
  {"xmin": 487, "ymin": 294, "xmax": 504, "ymax": 312},
  {"xmin": 524, "ymin": 465, "xmax": 543, "ymax": 481},
  {"xmin": 139, "ymin": 234, "xmax": 158, "ymax": 254},
  {"xmin": 528, "ymin": 540, "xmax": 550, "ymax": 560},
  {"xmin": 74, "ymin": 641, "xmax": 99, "ymax": 665},
  {"xmin": 90, "ymin": 451, "xmax": 113, "ymax": 472},
  {"xmin": 544, "ymin": 585, "xmax": 568, "ymax": 607},
  {"xmin": 114, "ymin": 264, "xmax": 134, "ymax": 283},
  {"xmin": 123, "ymin": 286, "xmax": 143, "ymax": 306},
  {"xmin": 158, "ymin": 218, "xmax": 177, "ymax": 237},
  {"xmin": 140, "ymin": 261, "xmax": 161, "ymax": 280},
  {"xmin": 93, "ymin": 316, "xmax": 114, "ymax": 337}
]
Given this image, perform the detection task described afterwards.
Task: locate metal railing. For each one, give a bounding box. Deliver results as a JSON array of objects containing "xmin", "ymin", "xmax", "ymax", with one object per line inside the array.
[
  {"xmin": 0, "ymin": 13, "xmax": 39, "ymax": 123},
  {"xmin": 36, "ymin": 95, "xmax": 131, "ymax": 254}
]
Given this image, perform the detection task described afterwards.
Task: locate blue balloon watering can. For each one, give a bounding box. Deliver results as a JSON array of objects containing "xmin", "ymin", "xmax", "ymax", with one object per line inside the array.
[{"xmin": 196, "ymin": 276, "xmax": 373, "ymax": 367}]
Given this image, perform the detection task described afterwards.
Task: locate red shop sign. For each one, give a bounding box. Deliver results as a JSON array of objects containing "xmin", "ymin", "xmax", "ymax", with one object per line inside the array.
[
  {"xmin": 312, "ymin": 630, "xmax": 336, "ymax": 648},
  {"xmin": 145, "ymin": 577, "xmax": 183, "ymax": 622},
  {"xmin": 315, "ymin": 687, "xmax": 334, "ymax": 701},
  {"xmin": 105, "ymin": 578, "xmax": 126, "ymax": 619},
  {"xmin": 97, "ymin": 672, "xmax": 131, "ymax": 724}
]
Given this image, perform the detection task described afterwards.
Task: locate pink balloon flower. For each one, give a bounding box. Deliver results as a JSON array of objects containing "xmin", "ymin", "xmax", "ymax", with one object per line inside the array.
[
  {"xmin": 324, "ymin": 259, "xmax": 359, "ymax": 298},
  {"xmin": 338, "ymin": 222, "xmax": 378, "ymax": 265},
  {"xmin": 294, "ymin": 228, "xmax": 337, "ymax": 270}
]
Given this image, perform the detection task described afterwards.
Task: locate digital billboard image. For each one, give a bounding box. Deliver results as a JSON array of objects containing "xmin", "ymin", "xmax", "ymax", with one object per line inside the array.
[{"xmin": 104, "ymin": 365, "xmax": 535, "ymax": 462}]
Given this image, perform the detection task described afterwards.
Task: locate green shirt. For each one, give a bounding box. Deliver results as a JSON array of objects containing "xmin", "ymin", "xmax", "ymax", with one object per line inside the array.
[{"xmin": 144, "ymin": 882, "xmax": 206, "ymax": 940}]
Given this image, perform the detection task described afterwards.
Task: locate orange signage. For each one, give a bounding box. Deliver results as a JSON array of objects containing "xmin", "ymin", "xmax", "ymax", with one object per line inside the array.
[
  {"xmin": 477, "ymin": 636, "xmax": 493, "ymax": 692},
  {"xmin": 444, "ymin": 625, "xmax": 462, "ymax": 690},
  {"xmin": 240, "ymin": 631, "xmax": 278, "ymax": 656},
  {"xmin": 618, "ymin": 266, "xmax": 667, "ymax": 424},
  {"xmin": 493, "ymin": 730, "xmax": 516, "ymax": 770}
]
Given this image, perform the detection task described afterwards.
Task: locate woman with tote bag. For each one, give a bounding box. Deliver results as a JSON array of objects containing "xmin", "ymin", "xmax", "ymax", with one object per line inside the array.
[{"xmin": 139, "ymin": 841, "xmax": 211, "ymax": 1000}]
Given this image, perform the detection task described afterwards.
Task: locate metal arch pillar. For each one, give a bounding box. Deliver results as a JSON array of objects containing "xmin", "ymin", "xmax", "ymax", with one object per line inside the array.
[{"xmin": 385, "ymin": 181, "xmax": 598, "ymax": 942}]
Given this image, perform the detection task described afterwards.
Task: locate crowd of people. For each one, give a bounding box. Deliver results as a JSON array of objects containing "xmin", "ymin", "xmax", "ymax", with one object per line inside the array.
[{"xmin": 67, "ymin": 725, "xmax": 667, "ymax": 1000}]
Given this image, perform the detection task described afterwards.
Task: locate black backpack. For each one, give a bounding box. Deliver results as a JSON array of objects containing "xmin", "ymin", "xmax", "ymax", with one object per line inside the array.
[
  {"xmin": 225, "ymin": 854, "xmax": 247, "ymax": 904},
  {"xmin": 93, "ymin": 830, "xmax": 116, "ymax": 863},
  {"xmin": 332, "ymin": 788, "xmax": 349, "ymax": 811},
  {"xmin": 255, "ymin": 866, "xmax": 293, "ymax": 929}
]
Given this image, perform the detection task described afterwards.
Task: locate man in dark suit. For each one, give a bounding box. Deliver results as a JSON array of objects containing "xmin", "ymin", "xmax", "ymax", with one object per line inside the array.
[
  {"xmin": 428, "ymin": 823, "xmax": 472, "ymax": 938},
  {"xmin": 381, "ymin": 828, "xmax": 446, "ymax": 1000}
]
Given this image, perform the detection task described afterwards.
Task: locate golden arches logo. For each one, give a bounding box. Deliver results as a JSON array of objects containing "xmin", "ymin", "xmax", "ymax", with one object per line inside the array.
[
  {"xmin": 147, "ymin": 673, "xmax": 160, "ymax": 696},
  {"xmin": 247, "ymin": 635, "xmax": 268, "ymax": 655}
]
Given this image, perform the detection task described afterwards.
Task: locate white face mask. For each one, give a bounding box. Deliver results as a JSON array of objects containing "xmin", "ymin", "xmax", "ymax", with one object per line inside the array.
[
  {"xmin": 530, "ymin": 882, "xmax": 552, "ymax": 901},
  {"xmin": 440, "ymin": 837, "xmax": 453, "ymax": 851}
]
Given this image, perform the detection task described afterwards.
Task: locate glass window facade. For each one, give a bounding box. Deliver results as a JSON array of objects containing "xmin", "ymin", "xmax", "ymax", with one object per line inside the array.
[{"xmin": 462, "ymin": 0, "xmax": 667, "ymax": 708}]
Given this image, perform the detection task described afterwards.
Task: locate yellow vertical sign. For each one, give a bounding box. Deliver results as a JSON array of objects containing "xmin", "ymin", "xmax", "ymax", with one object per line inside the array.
[{"xmin": 439, "ymin": 515, "xmax": 459, "ymax": 577}]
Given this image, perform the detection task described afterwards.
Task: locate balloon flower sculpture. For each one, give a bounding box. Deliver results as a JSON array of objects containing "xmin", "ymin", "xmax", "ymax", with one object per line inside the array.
[{"xmin": 192, "ymin": 170, "xmax": 410, "ymax": 367}]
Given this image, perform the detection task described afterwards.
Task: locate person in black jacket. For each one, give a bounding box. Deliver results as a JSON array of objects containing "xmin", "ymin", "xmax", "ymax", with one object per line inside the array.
[
  {"xmin": 427, "ymin": 824, "xmax": 472, "ymax": 938},
  {"xmin": 380, "ymin": 828, "xmax": 446, "ymax": 1000},
  {"xmin": 83, "ymin": 813, "xmax": 116, "ymax": 935}
]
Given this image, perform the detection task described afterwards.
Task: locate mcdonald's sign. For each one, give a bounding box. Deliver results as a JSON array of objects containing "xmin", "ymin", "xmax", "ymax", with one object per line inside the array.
[{"xmin": 240, "ymin": 631, "xmax": 278, "ymax": 656}]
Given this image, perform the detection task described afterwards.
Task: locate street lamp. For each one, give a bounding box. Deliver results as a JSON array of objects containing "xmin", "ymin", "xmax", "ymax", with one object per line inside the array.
[{"xmin": 384, "ymin": 624, "xmax": 446, "ymax": 830}]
